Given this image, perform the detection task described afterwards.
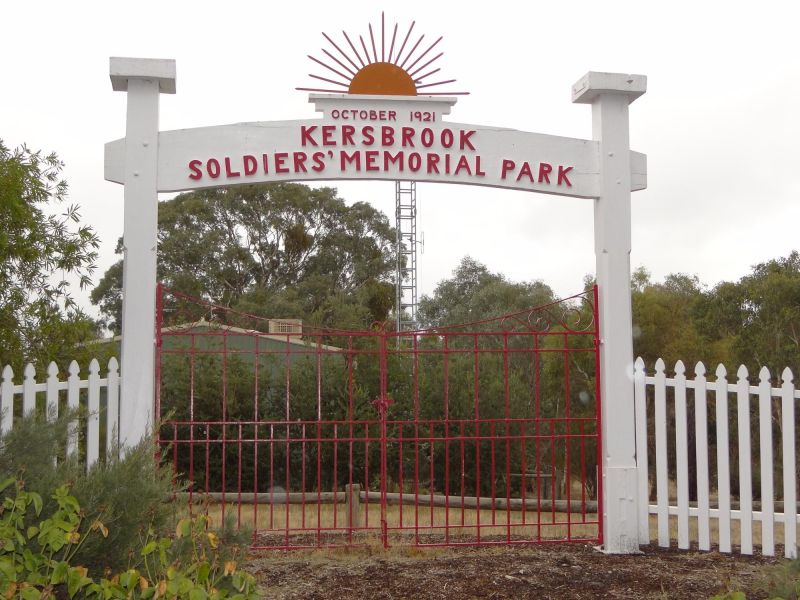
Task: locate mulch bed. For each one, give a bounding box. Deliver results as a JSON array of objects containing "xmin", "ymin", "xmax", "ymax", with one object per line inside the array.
[{"xmin": 246, "ymin": 542, "xmax": 786, "ymax": 599}]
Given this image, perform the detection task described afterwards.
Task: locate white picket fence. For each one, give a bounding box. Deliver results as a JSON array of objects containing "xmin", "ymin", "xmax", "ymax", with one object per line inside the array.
[
  {"xmin": 634, "ymin": 357, "xmax": 799, "ymax": 558},
  {"xmin": 0, "ymin": 358, "xmax": 121, "ymax": 471}
]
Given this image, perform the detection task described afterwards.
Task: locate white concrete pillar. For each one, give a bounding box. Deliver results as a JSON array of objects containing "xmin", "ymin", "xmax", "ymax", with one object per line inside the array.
[
  {"xmin": 573, "ymin": 72, "xmax": 646, "ymax": 553},
  {"xmin": 109, "ymin": 58, "xmax": 176, "ymax": 448}
]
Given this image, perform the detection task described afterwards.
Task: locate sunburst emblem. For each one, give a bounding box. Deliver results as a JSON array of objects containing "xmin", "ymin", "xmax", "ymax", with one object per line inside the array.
[{"xmin": 297, "ymin": 12, "xmax": 467, "ymax": 96}]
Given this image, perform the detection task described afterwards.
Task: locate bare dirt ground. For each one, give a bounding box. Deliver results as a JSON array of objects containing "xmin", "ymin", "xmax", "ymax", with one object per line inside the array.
[{"xmin": 246, "ymin": 543, "xmax": 784, "ymax": 599}]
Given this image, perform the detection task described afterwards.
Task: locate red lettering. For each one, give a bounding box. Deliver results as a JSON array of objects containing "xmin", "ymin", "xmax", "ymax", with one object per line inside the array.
[
  {"xmin": 275, "ymin": 152, "xmax": 289, "ymax": 173},
  {"xmin": 501, "ymin": 159, "xmax": 515, "ymax": 179},
  {"xmin": 207, "ymin": 158, "xmax": 220, "ymax": 178},
  {"xmin": 459, "ymin": 130, "xmax": 476, "ymax": 151},
  {"xmin": 188, "ymin": 159, "xmax": 202, "ymax": 180},
  {"xmin": 475, "ymin": 155, "xmax": 486, "ymax": 176},
  {"xmin": 440, "ymin": 129, "xmax": 454, "ymax": 148},
  {"xmin": 558, "ymin": 165, "xmax": 573, "ymax": 186},
  {"xmin": 426, "ymin": 153, "xmax": 440, "ymax": 174},
  {"xmin": 293, "ymin": 152, "xmax": 308, "ymax": 173},
  {"xmin": 421, "ymin": 128, "xmax": 434, "ymax": 148},
  {"xmin": 538, "ymin": 163, "xmax": 552, "ymax": 184},
  {"xmin": 365, "ymin": 150, "xmax": 379, "ymax": 171},
  {"xmin": 408, "ymin": 152, "xmax": 422, "ymax": 171},
  {"xmin": 402, "ymin": 127, "xmax": 415, "ymax": 147},
  {"xmin": 454, "ymin": 155, "xmax": 472, "ymax": 176},
  {"xmin": 362, "ymin": 126, "xmax": 374, "ymax": 145},
  {"xmin": 516, "ymin": 161, "xmax": 534, "ymax": 182},
  {"xmin": 322, "ymin": 125, "xmax": 336, "ymax": 146},
  {"xmin": 301, "ymin": 126, "xmax": 318, "ymax": 146},
  {"xmin": 381, "ymin": 126, "xmax": 394, "ymax": 146},
  {"xmin": 340, "ymin": 150, "xmax": 361, "ymax": 170},
  {"xmin": 262, "ymin": 154, "xmax": 269, "ymax": 174},
  {"xmin": 312, "ymin": 152, "xmax": 325, "ymax": 172},
  {"xmin": 342, "ymin": 125, "xmax": 355, "ymax": 146},
  {"xmin": 388, "ymin": 110, "xmax": 396, "ymax": 120},
  {"xmin": 384, "ymin": 151, "xmax": 404, "ymax": 171},
  {"xmin": 243, "ymin": 155, "xmax": 257, "ymax": 176},
  {"xmin": 224, "ymin": 157, "xmax": 240, "ymax": 177}
]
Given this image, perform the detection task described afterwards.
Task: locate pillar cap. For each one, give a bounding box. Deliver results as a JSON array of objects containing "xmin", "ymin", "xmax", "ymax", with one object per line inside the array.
[
  {"xmin": 571, "ymin": 72, "xmax": 646, "ymax": 104},
  {"xmin": 110, "ymin": 57, "xmax": 176, "ymax": 94}
]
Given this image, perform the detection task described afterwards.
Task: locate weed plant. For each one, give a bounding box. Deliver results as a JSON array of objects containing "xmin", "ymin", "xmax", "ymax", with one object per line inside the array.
[{"xmin": 756, "ymin": 558, "xmax": 800, "ymax": 600}]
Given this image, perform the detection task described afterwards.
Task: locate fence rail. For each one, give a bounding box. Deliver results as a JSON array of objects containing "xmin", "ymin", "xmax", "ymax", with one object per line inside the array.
[
  {"xmin": 0, "ymin": 358, "xmax": 121, "ymax": 471},
  {"xmin": 634, "ymin": 357, "xmax": 798, "ymax": 558}
]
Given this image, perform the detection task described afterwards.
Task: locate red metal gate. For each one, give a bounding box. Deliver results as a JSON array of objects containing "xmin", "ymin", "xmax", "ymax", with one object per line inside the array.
[{"xmin": 156, "ymin": 286, "xmax": 602, "ymax": 549}]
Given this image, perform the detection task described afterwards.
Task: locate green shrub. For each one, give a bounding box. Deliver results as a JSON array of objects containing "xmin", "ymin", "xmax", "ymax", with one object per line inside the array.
[
  {"xmin": 0, "ymin": 477, "xmax": 97, "ymax": 598},
  {"xmin": 138, "ymin": 513, "xmax": 257, "ymax": 599},
  {"xmin": 67, "ymin": 438, "xmax": 180, "ymax": 574},
  {"xmin": 0, "ymin": 411, "xmax": 176, "ymax": 575},
  {"xmin": 0, "ymin": 477, "xmax": 259, "ymax": 599}
]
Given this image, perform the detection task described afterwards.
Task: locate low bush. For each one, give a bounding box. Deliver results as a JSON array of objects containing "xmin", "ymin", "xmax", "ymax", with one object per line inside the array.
[
  {"xmin": 0, "ymin": 411, "xmax": 177, "ymax": 575},
  {"xmin": 0, "ymin": 477, "xmax": 259, "ymax": 598}
]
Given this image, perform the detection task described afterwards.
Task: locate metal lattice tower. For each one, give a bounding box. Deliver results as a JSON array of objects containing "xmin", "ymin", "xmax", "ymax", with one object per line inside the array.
[{"xmin": 395, "ymin": 181, "xmax": 418, "ymax": 332}]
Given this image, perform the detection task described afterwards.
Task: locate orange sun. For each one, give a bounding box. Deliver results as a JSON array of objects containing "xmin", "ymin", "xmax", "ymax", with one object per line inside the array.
[{"xmin": 297, "ymin": 13, "xmax": 467, "ymax": 96}]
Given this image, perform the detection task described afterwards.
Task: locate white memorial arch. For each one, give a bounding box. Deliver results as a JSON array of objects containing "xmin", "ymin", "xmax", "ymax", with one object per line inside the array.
[{"xmin": 106, "ymin": 57, "xmax": 646, "ymax": 553}]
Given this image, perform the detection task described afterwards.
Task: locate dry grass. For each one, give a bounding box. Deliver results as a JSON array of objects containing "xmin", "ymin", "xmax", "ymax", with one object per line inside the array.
[
  {"xmin": 193, "ymin": 500, "xmax": 599, "ymax": 546},
  {"xmin": 187, "ymin": 499, "xmax": 789, "ymax": 554}
]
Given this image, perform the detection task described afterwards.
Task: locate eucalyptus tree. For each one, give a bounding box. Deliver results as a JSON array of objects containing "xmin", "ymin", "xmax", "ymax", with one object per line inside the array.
[{"xmin": 91, "ymin": 183, "xmax": 397, "ymax": 332}]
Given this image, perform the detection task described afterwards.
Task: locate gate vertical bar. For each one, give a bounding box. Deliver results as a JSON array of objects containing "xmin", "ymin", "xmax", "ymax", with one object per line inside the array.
[
  {"xmin": 573, "ymin": 73, "xmax": 646, "ymax": 553},
  {"xmin": 378, "ymin": 332, "xmax": 390, "ymax": 547}
]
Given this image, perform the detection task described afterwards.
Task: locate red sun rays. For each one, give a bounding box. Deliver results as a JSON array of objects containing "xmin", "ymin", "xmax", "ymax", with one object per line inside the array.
[{"xmin": 297, "ymin": 12, "xmax": 468, "ymax": 96}]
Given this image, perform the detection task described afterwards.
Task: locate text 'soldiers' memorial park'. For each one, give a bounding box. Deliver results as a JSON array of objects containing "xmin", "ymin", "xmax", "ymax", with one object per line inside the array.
[{"xmin": 187, "ymin": 123, "xmax": 574, "ymax": 186}]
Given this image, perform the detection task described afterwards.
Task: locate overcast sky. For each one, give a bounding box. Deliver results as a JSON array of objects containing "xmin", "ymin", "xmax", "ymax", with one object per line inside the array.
[{"xmin": 3, "ymin": 0, "xmax": 798, "ymax": 316}]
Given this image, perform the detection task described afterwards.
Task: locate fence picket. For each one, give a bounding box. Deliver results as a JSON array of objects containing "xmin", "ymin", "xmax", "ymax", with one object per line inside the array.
[
  {"xmin": 654, "ymin": 358, "xmax": 669, "ymax": 547},
  {"xmin": 0, "ymin": 366, "xmax": 13, "ymax": 434},
  {"xmin": 759, "ymin": 366, "xmax": 775, "ymax": 556},
  {"xmin": 781, "ymin": 367, "xmax": 797, "ymax": 559},
  {"xmin": 107, "ymin": 357, "xmax": 120, "ymax": 455},
  {"xmin": 23, "ymin": 364, "xmax": 36, "ymax": 416},
  {"xmin": 22, "ymin": 363, "xmax": 36, "ymax": 415},
  {"xmin": 736, "ymin": 365, "xmax": 753, "ymax": 555},
  {"xmin": 693, "ymin": 362, "xmax": 710, "ymax": 551},
  {"xmin": 87, "ymin": 359, "xmax": 100, "ymax": 470},
  {"xmin": 715, "ymin": 364, "xmax": 731, "ymax": 553},
  {"xmin": 46, "ymin": 362, "xmax": 59, "ymax": 422},
  {"xmin": 674, "ymin": 361, "xmax": 689, "ymax": 549},
  {"xmin": 634, "ymin": 357, "xmax": 650, "ymax": 544},
  {"xmin": 67, "ymin": 361, "xmax": 80, "ymax": 457}
]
